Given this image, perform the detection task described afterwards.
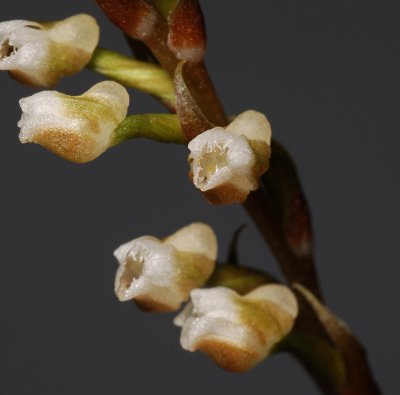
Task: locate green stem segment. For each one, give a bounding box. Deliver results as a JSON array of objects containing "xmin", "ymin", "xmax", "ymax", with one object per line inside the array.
[
  {"xmin": 280, "ymin": 332, "xmax": 347, "ymax": 395},
  {"xmin": 112, "ymin": 114, "xmax": 185, "ymax": 145},
  {"xmin": 87, "ymin": 48, "xmax": 176, "ymax": 110}
]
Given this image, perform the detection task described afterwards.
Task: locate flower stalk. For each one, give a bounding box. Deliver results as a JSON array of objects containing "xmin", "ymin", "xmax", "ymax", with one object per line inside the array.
[
  {"xmin": 112, "ymin": 113, "xmax": 185, "ymax": 145},
  {"xmin": 87, "ymin": 48, "xmax": 176, "ymax": 109},
  {"xmin": 95, "ymin": 0, "xmax": 228, "ymax": 132},
  {"xmin": 207, "ymin": 264, "xmax": 276, "ymax": 295}
]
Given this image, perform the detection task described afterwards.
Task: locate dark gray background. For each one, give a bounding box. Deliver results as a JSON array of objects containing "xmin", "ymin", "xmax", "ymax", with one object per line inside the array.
[{"xmin": 0, "ymin": 1, "xmax": 399, "ymax": 394}]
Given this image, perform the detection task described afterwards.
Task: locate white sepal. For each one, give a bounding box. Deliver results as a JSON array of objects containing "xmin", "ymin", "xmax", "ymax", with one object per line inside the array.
[
  {"xmin": 188, "ymin": 110, "xmax": 272, "ymax": 205},
  {"xmin": 114, "ymin": 223, "xmax": 217, "ymax": 312},
  {"xmin": 175, "ymin": 284, "xmax": 298, "ymax": 372},
  {"xmin": 0, "ymin": 14, "xmax": 99, "ymax": 87},
  {"xmin": 18, "ymin": 81, "xmax": 129, "ymax": 163}
]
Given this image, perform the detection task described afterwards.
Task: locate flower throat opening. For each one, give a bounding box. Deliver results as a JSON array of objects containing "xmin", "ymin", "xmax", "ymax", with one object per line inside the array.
[{"xmin": 197, "ymin": 144, "xmax": 229, "ymax": 186}]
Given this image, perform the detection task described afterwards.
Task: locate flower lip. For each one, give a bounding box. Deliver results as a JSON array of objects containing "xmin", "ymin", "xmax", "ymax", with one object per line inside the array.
[
  {"xmin": 0, "ymin": 21, "xmax": 45, "ymax": 66},
  {"xmin": 175, "ymin": 287, "xmax": 257, "ymax": 350},
  {"xmin": 114, "ymin": 237, "xmax": 181, "ymax": 305},
  {"xmin": 187, "ymin": 110, "xmax": 272, "ymax": 205},
  {"xmin": 188, "ymin": 128, "xmax": 256, "ymax": 192}
]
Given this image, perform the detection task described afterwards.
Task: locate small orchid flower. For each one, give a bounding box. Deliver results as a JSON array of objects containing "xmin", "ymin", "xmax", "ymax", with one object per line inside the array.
[
  {"xmin": 188, "ymin": 110, "xmax": 272, "ymax": 205},
  {"xmin": 174, "ymin": 284, "xmax": 298, "ymax": 372},
  {"xmin": 0, "ymin": 14, "xmax": 99, "ymax": 87},
  {"xmin": 18, "ymin": 81, "xmax": 129, "ymax": 163},
  {"xmin": 113, "ymin": 223, "xmax": 217, "ymax": 312}
]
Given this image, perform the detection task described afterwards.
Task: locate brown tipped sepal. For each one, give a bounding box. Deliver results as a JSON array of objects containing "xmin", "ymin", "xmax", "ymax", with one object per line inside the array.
[{"xmin": 175, "ymin": 285, "xmax": 298, "ymax": 372}]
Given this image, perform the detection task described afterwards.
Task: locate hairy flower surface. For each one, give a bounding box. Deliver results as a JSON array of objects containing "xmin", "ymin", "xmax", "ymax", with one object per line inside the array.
[
  {"xmin": 174, "ymin": 284, "xmax": 298, "ymax": 372},
  {"xmin": 0, "ymin": 14, "xmax": 99, "ymax": 87},
  {"xmin": 188, "ymin": 110, "xmax": 272, "ymax": 205},
  {"xmin": 114, "ymin": 223, "xmax": 217, "ymax": 312},
  {"xmin": 18, "ymin": 81, "xmax": 129, "ymax": 163}
]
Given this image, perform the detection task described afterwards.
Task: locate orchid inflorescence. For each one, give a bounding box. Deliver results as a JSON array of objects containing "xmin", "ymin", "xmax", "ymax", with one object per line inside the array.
[
  {"xmin": 0, "ymin": 10, "xmax": 283, "ymax": 372},
  {"xmin": 1, "ymin": 2, "xmax": 381, "ymax": 394}
]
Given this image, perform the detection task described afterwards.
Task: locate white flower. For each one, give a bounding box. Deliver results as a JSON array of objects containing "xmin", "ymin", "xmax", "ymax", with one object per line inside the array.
[
  {"xmin": 18, "ymin": 81, "xmax": 129, "ymax": 163},
  {"xmin": 114, "ymin": 223, "xmax": 217, "ymax": 312},
  {"xmin": 188, "ymin": 110, "xmax": 272, "ymax": 205},
  {"xmin": 174, "ymin": 284, "xmax": 298, "ymax": 372},
  {"xmin": 0, "ymin": 14, "xmax": 99, "ymax": 87}
]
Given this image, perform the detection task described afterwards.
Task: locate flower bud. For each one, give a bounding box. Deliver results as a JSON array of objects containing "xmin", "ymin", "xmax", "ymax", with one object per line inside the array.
[
  {"xmin": 174, "ymin": 284, "xmax": 298, "ymax": 372},
  {"xmin": 188, "ymin": 110, "xmax": 272, "ymax": 205},
  {"xmin": 96, "ymin": 0, "xmax": 158, "ymax": 41},
  {"xmin": 113, "ymin": 223, "xmax": 217, "ymax": 312},
  {"xmin": 167, "ymin": 0, "xmax": 206, "ymax": 63},
  {"xmin": 18, "ymin": 81, "xmax": 129, "ymax": 163},
  {"xmin": 0, "ymin": 14, "xmax": 99, "ymax": 87}
]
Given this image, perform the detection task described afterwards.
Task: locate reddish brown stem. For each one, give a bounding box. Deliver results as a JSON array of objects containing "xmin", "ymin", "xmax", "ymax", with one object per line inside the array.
[
  {"xmin": 338, "ymin": 336, "xmax": 381, "ymax": 395},
  {"xmin": 294, "ymin": 285, "xmax": 381, "ymax": 395},
  {"xmin": 96, "ymin": 0, "xmax": 227, "ymax": 128},
  {"xmin": 243, "ymin": 188, "xmax": 322, "ymax": 299},
  {"xmin": 96, "ymin": 2, "xmax": 381, "ymax": 393}
]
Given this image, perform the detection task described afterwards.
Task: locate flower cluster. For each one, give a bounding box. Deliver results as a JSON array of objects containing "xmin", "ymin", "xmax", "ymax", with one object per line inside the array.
[
  {"xmin": 2, "ymin": 11, "xmax": 292, "ymax": 374},
  {"xmin": 2, "ymin": 14, "xmax": 272, "ymax": 204},
  {"xmin": 113, "ymin": 223, "xmax": 298, "ymax": 372},
  {"xmin": 0, "ymin": 14, "xmax": 129, "ymax": 164},
  {"xmin": 1, "ymin": 4, "xmax": 382, "ymax": 392}
]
